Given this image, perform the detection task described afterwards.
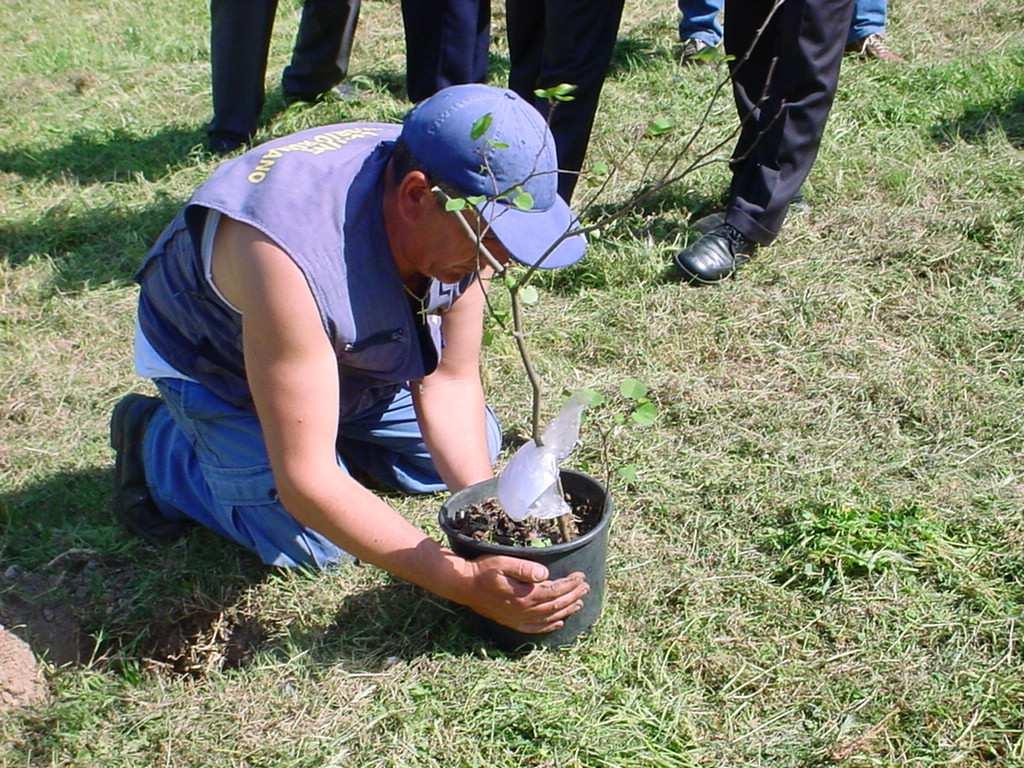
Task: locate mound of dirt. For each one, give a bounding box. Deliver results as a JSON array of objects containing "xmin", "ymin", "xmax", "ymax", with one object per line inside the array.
[{"xmin": 0, "ymin": 629, "xmax": 47, "ymax": 711}]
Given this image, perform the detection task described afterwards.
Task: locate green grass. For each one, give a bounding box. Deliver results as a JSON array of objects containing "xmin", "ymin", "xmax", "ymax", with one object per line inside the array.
[{"xmin": 2, "ymin": 0, "xmax": 1023, "ymax": 765}]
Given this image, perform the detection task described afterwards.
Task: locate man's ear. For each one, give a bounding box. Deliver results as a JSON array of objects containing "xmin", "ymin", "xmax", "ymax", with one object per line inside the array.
[{"xmin": 396, "ymin": 170, "xmax": 434, "ymax": 223}]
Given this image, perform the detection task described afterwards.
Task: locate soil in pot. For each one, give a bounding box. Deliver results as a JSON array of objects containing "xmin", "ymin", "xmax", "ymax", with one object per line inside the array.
[
  {"xmin": 440, "ymin": 470, "xmax": 613, "ymax": 650},
  {"xmin": 448, "ymin": 493, "xmax": 603, "ymax": 547}
]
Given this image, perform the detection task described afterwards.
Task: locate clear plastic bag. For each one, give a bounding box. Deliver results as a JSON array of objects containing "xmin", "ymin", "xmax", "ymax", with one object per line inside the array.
[{"xmin": 497, "ymin": 394, "xmax": 587, "ymax": 521}]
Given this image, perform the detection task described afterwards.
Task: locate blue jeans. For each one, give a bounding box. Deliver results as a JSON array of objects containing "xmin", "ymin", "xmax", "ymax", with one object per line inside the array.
[
  {"xmin": 678, "ymin": 0, "xmax": 722, "ymax": 47},
  {"xmin": 678, "ymin": 0, "xmax": 886, "ymax": 47},
  {"xmin": 143, "ymin": 378, "xmax": 502, "ymax": 569},
  {"xmin": 846, "ymin": 0, "xmax": 886, "ymax": 44}
]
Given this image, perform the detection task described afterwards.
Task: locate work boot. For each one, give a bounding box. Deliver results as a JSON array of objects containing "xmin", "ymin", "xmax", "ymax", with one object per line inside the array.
[
  {"xmin": 110, "ymin": 394, "xmax": 190, "ymax": 543},
  {"xmin": 674, "ymin": 222, "xmax": 757, "ymax": 285}
]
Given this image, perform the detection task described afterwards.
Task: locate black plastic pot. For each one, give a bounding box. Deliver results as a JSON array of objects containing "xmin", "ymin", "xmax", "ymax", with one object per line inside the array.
[{"xmin": 439, "ymin": 469, "xmax": 612, "ymax": 650}]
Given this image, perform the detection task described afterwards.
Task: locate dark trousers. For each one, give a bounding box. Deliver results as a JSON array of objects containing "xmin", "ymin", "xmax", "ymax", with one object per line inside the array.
[
  {"xmin": 723, "ymin": 0, "xmax": 855, "ymax": 244},
  {"xmin": 506, "ymin": 0, "xmax": 625, "ymax": 203},
  {"xmin": 209, "ymin": 0, "xmax": 361, "ymax": 142},
  {"xmin": 400, "ymin": 0, "xmax": 490, "ymax": 103}
]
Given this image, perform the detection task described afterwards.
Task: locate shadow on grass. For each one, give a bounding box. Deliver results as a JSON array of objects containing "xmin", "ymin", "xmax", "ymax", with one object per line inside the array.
[
  {"xmin": 0, "ymin": 467, "xmax": 486, "ymax": 675},
  {"xmin": 0, "ymin": 467, "xmax": 270, "ymax": 669},
  {"xmin": 0, "ymin": 126, "xmax": 207, "ymax": 185},
  {"xmin": 929, "ymin": 90, "xmax": 1024, "ymax": 149},
  {"xmin": 533, "ymin": 184, "xmax": 722, "ymax": 294},
  {"xmin": 296, "ymin": 581, "xmax": 486, "ymax": 670},
  {"xmin": 0, "ymin": 194, "xmax": 181, "ymax": 290}
]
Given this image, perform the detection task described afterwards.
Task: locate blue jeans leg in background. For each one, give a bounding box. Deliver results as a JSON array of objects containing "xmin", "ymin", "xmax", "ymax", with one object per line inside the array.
[
  {"xmin": 848, "ymin": 0, "xmax": 886, "ymax": 44},
  {"xmin": 678, "ymin": 0, "xmax": 724, "ymax": 47},
  {"xmin": 142, "ymin": 378, "xmax": 501, "ymax": 569}
]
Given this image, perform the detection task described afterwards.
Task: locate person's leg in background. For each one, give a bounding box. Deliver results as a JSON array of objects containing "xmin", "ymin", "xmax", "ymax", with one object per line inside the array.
[
  {"xmin": 208, "ymin": 0, "xmax": 279, "ymax": 154},
  {"xmin": 674, "ymin": 0, "xmax": 855, "ymax": 284},
  {"xmin": 678, "ymin": 0, "xmax": 724, "ymax": 62},
  {"xmin": 282, "ymin": 0, "xmax": 363, "ymax": 101},
  {"xmin": 400, "ymin": 0, "xmax": 490, "ymax": 103},
  {"xmin": 725, "ymin": 0, "xmax": 854, "ymax": 243},
  {"xmin": 506, "ymin": 0, "xmax": 626, "ymax": 203},
  {"xmin": 845, "ymin": 0, "xmax": 903, "ymax": 62}
]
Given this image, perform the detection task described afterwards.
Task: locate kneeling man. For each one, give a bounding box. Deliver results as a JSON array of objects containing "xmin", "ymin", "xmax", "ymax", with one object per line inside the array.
[{"xmin": 111, "ymin": 85, "xmax": 589, "ymax": 635}]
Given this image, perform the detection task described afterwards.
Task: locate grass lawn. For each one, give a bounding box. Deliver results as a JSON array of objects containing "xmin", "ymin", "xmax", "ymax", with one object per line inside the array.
[{"xmin": 1, "ymin": 0, "xmax": 1022, "ymax": 765}]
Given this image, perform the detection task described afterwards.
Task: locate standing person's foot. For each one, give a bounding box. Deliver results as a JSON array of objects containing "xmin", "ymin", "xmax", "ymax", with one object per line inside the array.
[
  {"xmin": 206, "ymin": 131, "xmax": 248, "ymax": 155},
  {"xmin": 673, "ymin": 223, "xmax": 757, "ymax": 285},
  {"xmin": 678, "ymin": 37, "xmax": 720, "ymax": 65},
  {"xmin": 283, "ymin": 82, "xmax": 361, "ymax": 106},
  {"xmin": 110, "ymin": 394, "xmax": 191, "ymax": 543},
  {"xmin": 845, "ymin": 34, "xmax": 905, "ymax": 63}
]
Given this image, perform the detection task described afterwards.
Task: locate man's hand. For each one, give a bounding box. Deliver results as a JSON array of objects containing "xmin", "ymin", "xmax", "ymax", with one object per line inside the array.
[{"xmin": 461, "ymin": 555, "xmax": 590, "ymax": 634}]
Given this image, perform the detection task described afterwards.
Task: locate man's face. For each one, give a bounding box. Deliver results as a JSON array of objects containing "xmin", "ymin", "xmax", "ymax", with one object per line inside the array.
[{"xmin": 419, "ymin": 199, "xmax": 513, "ymax": 283}]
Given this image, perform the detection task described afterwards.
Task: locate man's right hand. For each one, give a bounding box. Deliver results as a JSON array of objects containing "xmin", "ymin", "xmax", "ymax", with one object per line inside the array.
[{"xmin": 460, "ymin": 555, "xmax": 590, "ymax": 634}]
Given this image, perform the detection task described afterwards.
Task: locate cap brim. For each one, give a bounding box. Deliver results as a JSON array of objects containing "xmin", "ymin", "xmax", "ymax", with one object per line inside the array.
[{"xmin": 477, "ymin": 194, "xmax": 586, "ymax": 270}]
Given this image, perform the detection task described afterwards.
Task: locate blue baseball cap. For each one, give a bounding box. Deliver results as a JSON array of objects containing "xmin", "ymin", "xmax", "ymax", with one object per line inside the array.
[{"xmin": 398, "ymin": 84, "xmax": 586, "ymax": 270}]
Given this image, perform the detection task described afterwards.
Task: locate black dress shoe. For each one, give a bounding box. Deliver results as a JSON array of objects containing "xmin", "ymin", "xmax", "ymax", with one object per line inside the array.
[
  {"xmin": 206, "ymin": 133, "xmax": 247, "ymax": 155},
  {"xmin": 283, "ymin": 82, "xmax": 361, "ymax": 106},
  {"xmin": 674, "ymin": 223, "xmax": 757, "ymax": 285}
]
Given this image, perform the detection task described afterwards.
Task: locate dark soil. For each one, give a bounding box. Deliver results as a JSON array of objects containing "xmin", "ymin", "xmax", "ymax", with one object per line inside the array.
[
  {"xmin": 449, "ymin": 494, "xmax": 602, "ymax": 547},
  {"xmin": 0, "ymin": 561, "xmax": 91, "ymax": 666},
  {"xmin": 140, "ymin": 608, "xmax": 267, "ymax": 676},
  {"xmin": 0, "ymin": 551, "xmax": 266, "ymax": 678}
]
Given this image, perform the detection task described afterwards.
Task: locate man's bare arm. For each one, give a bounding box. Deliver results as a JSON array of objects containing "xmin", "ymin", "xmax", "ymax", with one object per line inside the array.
[{"xmin": 412, "ymin": 274, "xmax": 494, "ymax": 490}]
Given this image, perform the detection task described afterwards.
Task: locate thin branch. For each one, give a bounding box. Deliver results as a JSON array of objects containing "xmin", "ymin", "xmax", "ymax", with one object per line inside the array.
[{"xmin": 509, "ymin": 283, "xmax": 544, "ymax": 447}]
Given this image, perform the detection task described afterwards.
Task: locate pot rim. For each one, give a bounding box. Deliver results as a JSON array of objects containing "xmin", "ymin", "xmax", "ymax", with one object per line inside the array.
[{"xmin": 438, "ymin": 469, "xmax": 613, "ymax": 557}]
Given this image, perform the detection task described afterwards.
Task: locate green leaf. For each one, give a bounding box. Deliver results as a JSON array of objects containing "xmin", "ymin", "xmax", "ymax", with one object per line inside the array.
[
  {"xmin": 691, "ymin": 46, "xmax": 729, "ymax": 64},
  {"xmin": 534, "ymin": 83, "xmax": 577, "ymax": 102},
  {"xmin": 444, "ymin": 197, "xmax": 467, "ymax": 212},
  {"xmin": 489, "ymin": 140, "xmax": 510, "ymax": 150},
  {"xmin": 617, "ymin": 464, "xmax": 639, "ymax": 484},
  {"xmin": 482, "ymin": 328, "xmax": 496, "ymax": 347},
  {"xmin": 591, "ymin": 161, "xmax": 609, "ymax": 177},
  {"xmin": 620, "ymin": 378, "xmax": 648, "ymax": 401},
  {"xmin": 528, "ymin": 538, "xmax": 548, "ymax": 548},
  {"xmin": 575, "ymin": 388, "xmax": 605, "ymax": 407},
  {"xmin": 513, "ymin": 190, "xmax": 535, "ymax": 211},
  {"xmin": 466, "ymin": 195, "xmax": 486, "ymax": 206},
  {"xmin": 647, "ymin": 117, "xmax": 673, "ymax": 136},
  {"xmin": 519, "ymin": 285, "xmax": 539, "ymax": 305},
  {"xmin": 470, "ymin": 112, "xmax": 493, "ymax": 140},
  {"xmin": 631, "ymin": 402, "xmax": 658, "ymax": 427},
  {"xmin": 552, "ymin": 83, "xmax": 577, "ymax": 100}
]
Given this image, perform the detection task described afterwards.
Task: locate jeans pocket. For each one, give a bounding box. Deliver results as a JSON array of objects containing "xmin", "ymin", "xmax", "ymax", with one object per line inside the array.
[{"xmin": 201, "ymin": 461, "xmax": 280, "ymax": 507}]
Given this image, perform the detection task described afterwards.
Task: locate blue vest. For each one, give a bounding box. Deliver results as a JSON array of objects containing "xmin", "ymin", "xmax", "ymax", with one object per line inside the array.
[{"xmin": 136, "ymin": 123, "xmax": 472, "ymax": 421}]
